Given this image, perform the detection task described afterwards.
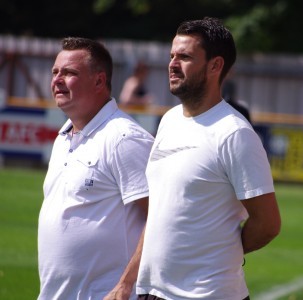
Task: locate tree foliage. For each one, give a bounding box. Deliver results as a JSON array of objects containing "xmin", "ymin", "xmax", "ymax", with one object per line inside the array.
[{"xmin": 0, "ymin": 0, "xmax": 301, "ymax": 53}]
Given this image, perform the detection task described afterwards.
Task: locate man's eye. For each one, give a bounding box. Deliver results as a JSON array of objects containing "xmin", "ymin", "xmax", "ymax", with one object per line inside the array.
[
  {"xmin": 66, "ymin": 70, "xmax": 77, "ymax": 76},
  {"xmin": 180, "ymin": 54, "xmax": 190, "ymax": 60}
]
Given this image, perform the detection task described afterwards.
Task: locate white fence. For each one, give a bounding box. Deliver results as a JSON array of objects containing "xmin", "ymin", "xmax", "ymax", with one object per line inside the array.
[{"xmin": 1, "ymin": 35, "xmax": 303, "ymax": 115}]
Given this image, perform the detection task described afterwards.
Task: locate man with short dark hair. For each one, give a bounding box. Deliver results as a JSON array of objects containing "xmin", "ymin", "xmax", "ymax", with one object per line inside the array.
[{"xmin": 136, "ymin": 17, "xmax": 281, "ymax": 300}]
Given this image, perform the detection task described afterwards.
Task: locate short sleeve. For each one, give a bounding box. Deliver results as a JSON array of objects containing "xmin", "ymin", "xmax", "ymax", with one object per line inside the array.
[
  {"xmin": 110, "ymin": 131, "xmax": 154, "ymax": 204},
  {"xmin": 220, "ymin": 128, "xmax": 275, "ymax": 200}
]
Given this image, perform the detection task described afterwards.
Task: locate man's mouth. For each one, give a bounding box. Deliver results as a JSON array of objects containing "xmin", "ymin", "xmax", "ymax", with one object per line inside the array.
[
  {"xmin": 169, "ymin": 69, "xmax": 183, "ymax": 80},
  {"xmin": 169, "ymin": 73, "xmax": 182, "ymax": 82},
  {"xmin": 55, "ymin": 90, "xmax": 68, "ymax": 96}
]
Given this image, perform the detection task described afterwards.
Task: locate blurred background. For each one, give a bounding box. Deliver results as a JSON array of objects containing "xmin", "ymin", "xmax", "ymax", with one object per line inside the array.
[
  {"xmin": 0, "ymin": 1, "xmax": 303, "ymax": 299},
  {"xmin": 1, "ymin": 0, "xmax": 303, "ymax": 182}
]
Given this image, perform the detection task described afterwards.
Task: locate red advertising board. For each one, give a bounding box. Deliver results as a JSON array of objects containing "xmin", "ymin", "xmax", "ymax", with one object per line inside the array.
[{"xmin": 0, "ymin": 106, "xmax": 66, "ymax": 163}]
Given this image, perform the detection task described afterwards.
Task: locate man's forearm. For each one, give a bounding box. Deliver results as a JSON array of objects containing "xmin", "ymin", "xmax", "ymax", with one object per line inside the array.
[
  {"xmin": 119, "ymin": 226, "xmax": 145, "ymax": 286},
  {"xmin": 103, "ymin": 226, "xmax": 146, "ymax": 300},
  {"xmin": 241, "ymin": 219, "xmax": 277, "ymax": 254},
  {"xmin": 241, "ymin": 193, "xmax": 281, "ymax": 254}
]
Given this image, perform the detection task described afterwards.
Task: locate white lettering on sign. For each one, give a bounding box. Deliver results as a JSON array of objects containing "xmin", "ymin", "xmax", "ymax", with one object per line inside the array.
[{"xmin": 0, "ymin": 121, "xmax": 57, "ymax": 145}]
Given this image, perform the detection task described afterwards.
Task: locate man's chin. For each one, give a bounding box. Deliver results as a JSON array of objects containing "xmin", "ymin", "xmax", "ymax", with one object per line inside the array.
[
  {"xmin": 56, "ymin": 100, "xmax": 71, "ymax": 110},
  {"xmin": 170, "ymin": 87, "xmax": 185, "ymax": 98},
  {"xmin": 169, "ymin": 86, "xmax": 180, "ymax": 96}
]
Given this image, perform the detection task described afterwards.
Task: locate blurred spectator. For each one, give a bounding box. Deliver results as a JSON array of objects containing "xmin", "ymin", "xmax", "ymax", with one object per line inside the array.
[
  {"xmin": 119, "ymin": 62, "xmax": 154, "ymax": 106},
  {"xmin": 223, "ymin": 79, "xmax": 252, "ymax": 124}
]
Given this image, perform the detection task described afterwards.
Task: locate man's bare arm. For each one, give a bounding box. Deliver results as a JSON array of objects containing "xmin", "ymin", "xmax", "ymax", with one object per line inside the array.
[
  {"xmin": 241, "ymin": 192, "xmax": 281, "ymax": 254},
  {"xmin": 103, "ymin": 197, "xmax": 148, "ymax": 300}
]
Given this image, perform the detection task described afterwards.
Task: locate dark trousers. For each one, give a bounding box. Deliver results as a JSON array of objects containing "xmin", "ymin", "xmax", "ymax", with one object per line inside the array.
[{"xmin": 138, "ymin": 294, "xmax": 250, "ymax": 300}]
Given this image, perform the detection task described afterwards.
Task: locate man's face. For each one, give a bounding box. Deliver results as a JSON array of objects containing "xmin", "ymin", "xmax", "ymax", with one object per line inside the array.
[
  {"xmin": 51, "ymin": 49, "xmax": 97, "ymax": 114},
  {"xmin": 169, "ymin": 34, "xmax": 209, "ymax": 104}
]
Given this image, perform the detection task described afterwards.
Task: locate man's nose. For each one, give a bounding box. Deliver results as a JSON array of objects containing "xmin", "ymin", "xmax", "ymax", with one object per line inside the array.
[
  {"xmin": 52, "ymin": 73, "xmax": 64, "ymax": 84},
  {"xmin": 169, "ymin": 57, "xmax": 179, "ymax": 69}
]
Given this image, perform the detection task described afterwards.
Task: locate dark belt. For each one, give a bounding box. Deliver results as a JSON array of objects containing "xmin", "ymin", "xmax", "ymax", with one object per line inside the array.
[{"xmin": 138, "ymin": 294, "xmax": 250, "ymax": 300}]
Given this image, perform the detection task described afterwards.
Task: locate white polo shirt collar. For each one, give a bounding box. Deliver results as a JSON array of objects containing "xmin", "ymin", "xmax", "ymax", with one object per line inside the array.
[{"xmin": 59, "ymin": 98, "xmax": 118, "ymax": 137}]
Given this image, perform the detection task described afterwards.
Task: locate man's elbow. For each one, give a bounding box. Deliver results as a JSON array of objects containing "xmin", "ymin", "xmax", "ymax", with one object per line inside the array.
[
  {"xmin": 262, "ymin": 218, "xmax": 281, "ymax": 247},
  {"xmin": 269, "ymin": 218, "xmax": 282, "ymax": 241}
]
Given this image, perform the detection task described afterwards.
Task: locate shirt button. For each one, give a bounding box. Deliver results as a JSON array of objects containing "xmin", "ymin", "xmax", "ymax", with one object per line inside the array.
[
  {"xmin": 88, "ymin": 161, "xmax": 91, "ymax": 165},
  {"xmin": 69, "ymin": 149, "xmax": 73, "ymax": 153},
  {"xmin": 64, "ymin": 163, "xmax": 67, "ymax": 166}
]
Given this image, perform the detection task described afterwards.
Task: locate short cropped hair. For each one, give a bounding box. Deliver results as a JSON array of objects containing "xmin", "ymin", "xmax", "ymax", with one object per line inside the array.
[
  {"xmin": 176, "ymin": 17, "xmax": 236, "ymax": 83},
  {"xmin": 61, "ymin": 37, "xmax": 113, "ymax": 90}
]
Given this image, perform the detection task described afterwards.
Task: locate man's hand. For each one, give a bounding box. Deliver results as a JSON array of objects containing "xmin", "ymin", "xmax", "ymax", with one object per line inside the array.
[{"xmin": 103, "ymin": 283, "xmax": 133, "ymax": 300}]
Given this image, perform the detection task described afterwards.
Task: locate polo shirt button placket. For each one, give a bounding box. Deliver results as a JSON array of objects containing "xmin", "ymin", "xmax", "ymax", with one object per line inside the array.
[{"xmin": 65, "ymin": 147, "xmax": 74, "ymax": 166}]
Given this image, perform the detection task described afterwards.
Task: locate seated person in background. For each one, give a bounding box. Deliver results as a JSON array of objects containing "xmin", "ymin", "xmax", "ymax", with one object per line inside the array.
[
  {"xmin": 223, "ymin": 79, "xmax": 252, "ymax": 124},
  {"xmin": 119, "ymin": 62, "xmax": 154, "ymax": 106}
]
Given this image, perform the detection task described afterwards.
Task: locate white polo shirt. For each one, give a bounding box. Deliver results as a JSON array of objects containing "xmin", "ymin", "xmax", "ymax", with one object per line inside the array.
[{"xmin": 38, "ymin": 98, "xmax": 154, "ymax": 300}]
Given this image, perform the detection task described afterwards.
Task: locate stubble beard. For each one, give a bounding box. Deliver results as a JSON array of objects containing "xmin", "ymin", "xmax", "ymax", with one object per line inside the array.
[{"xmin": 170, "ymin": 67, "xmax": 208, "ymax": 108}]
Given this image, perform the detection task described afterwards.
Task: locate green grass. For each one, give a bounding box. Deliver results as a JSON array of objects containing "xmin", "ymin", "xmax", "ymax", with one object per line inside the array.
[
  {"xmin": 0, "ymin": 167, "xmax": 302, "ymax": 299},
  {"xmin": 0, "ymin": 167, "xmax": 45, "ymax": 300},
  {"xmin": 244, "ymin": 183, "xmax": 303, "ymax": 299}
]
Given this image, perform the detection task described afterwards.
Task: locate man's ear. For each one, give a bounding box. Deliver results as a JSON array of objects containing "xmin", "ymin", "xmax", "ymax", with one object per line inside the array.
[
  {"xmin": 96, "ymin": 72, "xmax": 106, "ymax": 89},
  {"xmin": 210, "ymin": 56, "xmax": 224, "ymax": 73}
]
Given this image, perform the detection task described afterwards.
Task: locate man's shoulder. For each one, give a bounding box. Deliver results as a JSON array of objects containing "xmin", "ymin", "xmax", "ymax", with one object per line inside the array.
[{"xmin": 98, "ymin": 110, "xmax": 154, "ymax": 144}]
